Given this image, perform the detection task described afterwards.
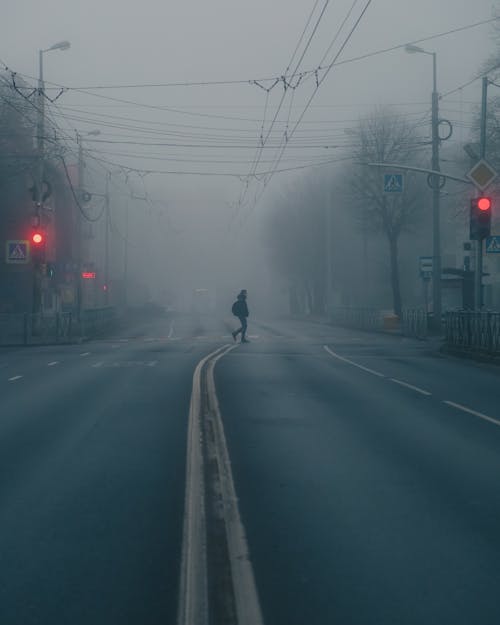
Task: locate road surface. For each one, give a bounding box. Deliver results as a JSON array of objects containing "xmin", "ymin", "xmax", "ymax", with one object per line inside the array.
[{"xmin": 1, "ymin": 313, "xmax": 499, "ymax": 624}]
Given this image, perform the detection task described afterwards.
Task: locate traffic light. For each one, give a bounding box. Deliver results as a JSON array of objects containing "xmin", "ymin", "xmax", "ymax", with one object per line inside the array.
[
  {"xmin": 470, "ymin": 196, "xmax": 492, "ymax": 240},
  {"xmin": 31, "ymin": 230, "xmax": 46, "ymax": 262}
]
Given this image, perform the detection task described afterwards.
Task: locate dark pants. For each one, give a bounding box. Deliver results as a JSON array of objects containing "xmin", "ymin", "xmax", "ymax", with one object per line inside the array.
[{"xmin": 234, "ymin": 316, "xmax": 247, "ymax": 341}]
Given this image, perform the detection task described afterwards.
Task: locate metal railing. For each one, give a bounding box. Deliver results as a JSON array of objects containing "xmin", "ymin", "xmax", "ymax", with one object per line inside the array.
[
  {"xmin": 330, "ymin": 307, "xmax": 385, "ymax": 331},
  {"xmin": 0, "ymin": 307, "xmax": 117, "ymax": 346},
  {"xmin": 445, "ymin": 311, "xmax": 500, "ymax": 354},
  {"xmin": 401, "ymin": 308, "xmax": 428, "ymax": 339}
]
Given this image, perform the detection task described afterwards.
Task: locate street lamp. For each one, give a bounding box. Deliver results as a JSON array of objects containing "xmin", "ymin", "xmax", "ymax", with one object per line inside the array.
[
  {"xmin": 36, "ymin": 40, "xmax": 71, "ymax": 209},
  {"xmin": 76, "ymin": 129, "xmax": 100, "ymax": 318},
  {"xmin": 405, "ymin": 43, "xmax": 442, "ymax": 331},
  {"xmin": 33, "ymin": 40, "xmax": 70, "ymax": 314}
]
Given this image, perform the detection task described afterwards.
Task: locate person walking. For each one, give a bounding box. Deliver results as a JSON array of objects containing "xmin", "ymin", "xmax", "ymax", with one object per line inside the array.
[{"xmin": 231, "ymin": 289, "xmax": 250, "ymax": 343}]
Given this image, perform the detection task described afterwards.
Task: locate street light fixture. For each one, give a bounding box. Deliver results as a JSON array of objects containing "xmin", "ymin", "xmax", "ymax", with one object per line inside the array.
[
  {"xmin": 405, "ymin": 43, "xmax": 442, "ymax": 331},
  {"xmin": 32, "ymin": 40, "xmax": 70, "ymax": 314}
]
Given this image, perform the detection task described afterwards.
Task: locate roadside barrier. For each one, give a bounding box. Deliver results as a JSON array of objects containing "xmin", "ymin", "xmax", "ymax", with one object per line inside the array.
[
  {"xmin": 445, "ymin": 310, "xmax": 500, "ymax": 354},
  {"xmin": 0, "ymin": 307, "xmax": 117, "ymax": 346}
]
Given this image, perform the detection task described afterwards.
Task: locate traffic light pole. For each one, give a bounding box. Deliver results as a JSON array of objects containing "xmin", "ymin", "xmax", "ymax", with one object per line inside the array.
[
  {"xmin": 430, "ymin": 52, "xmax": 442, "ymax": 332},
  {"xmin": 475, "ymin": 77, "xmax": 489, "ymax": 309},
  {"xmin": 104, "ymin": 174, "xmax": 110, "ymax": 306}
]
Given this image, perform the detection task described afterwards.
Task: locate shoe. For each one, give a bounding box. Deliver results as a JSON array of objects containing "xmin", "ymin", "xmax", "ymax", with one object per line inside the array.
[
  {"xmin": 231, "ymin": 331, "xmax": 237, "ymax": 342},
  {"xmin": 241, "ymin": 338, "xmax": 250, "ymax": 343}
]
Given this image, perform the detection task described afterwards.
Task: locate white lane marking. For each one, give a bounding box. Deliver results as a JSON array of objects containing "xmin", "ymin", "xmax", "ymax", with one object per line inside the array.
[
  {"xmin": 47, "ymin": 361, "xmax": 59, "ymax": 366},
  {"xmin": 168, "ymin": 320, "xmax": 175, "ymax": 339},
  {"xmin": 390, "ymin": 378, "xmax": 432, "ymax": 396},
  {"xmin": 147, "ymin": 360, "xmax": 158, "ymax": 367},
  {"xmin": 206, "ymin": 347, "xmax": 264, "ymax": 625},
  {"xmin": 8, "ymin": 375, "xmax": 23, "ymax": 382},
  {"xmin": 443, "ymin": 401, "xmax": 500, "ymax": 428},
  {"xmin": 80, "ymin": 352, "xmax": 91, "ymax": 357},
  {"xmin": 324, "ymin": 346, "xmax": 385, "ymax": 377},
  {"xmin": 91, "ymin": 362, "xmax": 104, "ymax": 368},
  {"xmin": 177, "ymin": 344, "xmax": 231, "ymax": 625}
]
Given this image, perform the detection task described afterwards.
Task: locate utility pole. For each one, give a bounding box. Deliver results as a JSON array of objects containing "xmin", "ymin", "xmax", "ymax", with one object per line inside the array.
[
  {"xmin": 32, "ymin": 50, "xmax": 46, "ymax": 316},
  {"xmin": 325, "ymin": 184, "xmax": 332, "ymax": 315},
  {"xmin": 76, "ymin": 133, "xmax": 84, "ymax": 321},
  {"xmin": 430, "ymin": 51, "xmax": 442, "ymax": 331},
  {"xmin": 104, "ymin": 173, "xmax": 110, "ymax": 306},
  {"xmin": 475, "ymin": 76, "xmax": 489, "ymax": 309},
  {"xmin": 123, "ymin": 201, "xmax": 129, "ymax": 308}
]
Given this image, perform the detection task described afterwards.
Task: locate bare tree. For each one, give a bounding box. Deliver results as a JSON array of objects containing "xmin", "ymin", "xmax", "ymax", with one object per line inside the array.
[{"xmin": 346, "ymin": 108, "xmax": 427, "ymax": 316}]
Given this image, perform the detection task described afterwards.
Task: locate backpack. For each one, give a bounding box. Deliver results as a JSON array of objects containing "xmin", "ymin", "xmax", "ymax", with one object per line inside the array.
[{"xmin": 231, "ymin": 300, "xmax": 241, "ymax": 316}]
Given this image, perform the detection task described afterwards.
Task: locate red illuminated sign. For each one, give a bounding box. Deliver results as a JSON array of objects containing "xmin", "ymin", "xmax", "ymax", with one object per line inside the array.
[{"xmin": 81, "ymin": 272, "xmax": 96, "ymax": 279}]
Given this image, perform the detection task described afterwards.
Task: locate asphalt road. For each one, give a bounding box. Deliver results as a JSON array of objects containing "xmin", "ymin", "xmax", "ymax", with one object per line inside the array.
[
  {"xmin": 0, "ymin": 313, "xmax": 227, "ymax": 625},
  {"xmin": 216, "ymin": 318, "xmax": 500, "ymax": 625},
  {"xmin": 1, "ymin": 313, "xmax": 500, "ymax": 624}
]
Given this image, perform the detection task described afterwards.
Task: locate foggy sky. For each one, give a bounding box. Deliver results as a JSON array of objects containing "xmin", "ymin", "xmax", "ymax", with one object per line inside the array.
[{"xmin": 1, "ymin": 0, "xmax": 497, "ymax": 306}]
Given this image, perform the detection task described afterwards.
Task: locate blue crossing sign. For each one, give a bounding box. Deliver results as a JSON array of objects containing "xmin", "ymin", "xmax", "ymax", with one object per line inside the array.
[
  {"xmin": 485, "ymin": 236, "xmax": 500, "ymax": 253},
  {"xmin": 383, "ymin": 173, "xmax": 404, "ymax": 193},
  {"xmin": 5, "ymin": 240, "xmax": 30, "ymax": 264}
]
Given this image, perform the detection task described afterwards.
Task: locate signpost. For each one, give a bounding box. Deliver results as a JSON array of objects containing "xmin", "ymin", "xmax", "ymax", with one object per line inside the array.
[
  {"xmin": 419, "ymin": 256, "xmax": 433, "ymax": 315},
  {"xmin": 466, "ymin": 159, "xmax": 498, "ymax": 191},
  {"xmin": 383, "ymin": 173, "xmax": 404, "ymax": 193},
  {"xmin": 486, "ymin": 236, "xmax": 500, "ymax": 254},
  {"xmin": 5, "ymin": 240, "xmax": 30, "ymax": 264}
]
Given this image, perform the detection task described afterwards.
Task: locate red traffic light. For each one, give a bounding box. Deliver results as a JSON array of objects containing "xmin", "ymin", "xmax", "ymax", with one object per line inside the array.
[
  {"xmin": 477, "ymin": 197, "xmax": 491, "ymax": 211},
  {"xmin": 32, "ymin": 232, "xmax": 44, "ymax": 245}
]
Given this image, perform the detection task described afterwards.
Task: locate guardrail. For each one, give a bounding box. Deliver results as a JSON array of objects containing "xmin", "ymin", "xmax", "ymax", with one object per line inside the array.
[
  {"xmin": 401, "ymin": 308, "xmax": 428, "ymax": 339},
  {"xmin": 0, "ymin": 307, "xmax": 117, "ymax": 346},
  {"xmin": 330, "ymin": 307, "xmax": 385, "ymax": 331},
  {"xmin": 445, "ymin": 310, "xmax": 500, "ymax": 354}
]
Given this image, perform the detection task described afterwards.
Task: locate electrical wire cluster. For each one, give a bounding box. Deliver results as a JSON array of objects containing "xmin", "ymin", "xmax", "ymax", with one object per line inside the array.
[{"xmin": 0, "ymin": 10, "xmax": 497, "ymax": 233}]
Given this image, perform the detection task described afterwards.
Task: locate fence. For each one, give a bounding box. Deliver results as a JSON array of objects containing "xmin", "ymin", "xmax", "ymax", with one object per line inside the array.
[
  {"xmin": 401, "ymin": 308, "xmax": 428, "ymax": 339},
  {"xmin": 0, "ymin": 307, "xmax": 117, "ymax": 346},
  {"xmin": 330, "ymin": 307, "xmax": 385, "ymax": 331},
  {"xmin": 445, "ymin": 311, "xmax": 500, "ymax": 354}
]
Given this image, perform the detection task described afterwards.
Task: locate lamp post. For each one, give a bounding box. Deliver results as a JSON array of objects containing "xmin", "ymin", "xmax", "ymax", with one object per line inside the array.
[
  {"xmin": 405, "ymin": 44, "xmax": 442, "ymax": 331},
  {"xmin": 33, "ymin": 40, "xmax": 70, "ymax": 314},
  {"xmin": 76, "ymin": 129, "xmax": 100, "ymax": 319}
]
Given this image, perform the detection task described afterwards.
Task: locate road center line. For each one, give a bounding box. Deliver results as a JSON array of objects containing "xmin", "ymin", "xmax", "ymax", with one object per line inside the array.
[
  {"xmin": 323, "ymin": 346, "xmax": 385, "ymax": 377},
  {"xmin": 8, "ymin": 375, "xmax": 23, "ymax": 382},
  {"xmin": 390, "ymin": 378, "xmax": 432, "ymax": 396},
  {"xmin": 443, "ymin": 400, "xmax": 500, "ymax": 428}
]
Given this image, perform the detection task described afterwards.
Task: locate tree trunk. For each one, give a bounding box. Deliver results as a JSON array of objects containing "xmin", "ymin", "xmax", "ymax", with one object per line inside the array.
[{"xmin": 388, "ymin": 234, "xmax": 402, "ymax": 317}]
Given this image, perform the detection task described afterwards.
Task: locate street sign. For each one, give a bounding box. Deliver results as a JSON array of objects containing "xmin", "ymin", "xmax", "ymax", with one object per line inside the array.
[
  {"xmin": 5, "ymin": 240, "xmax": 30, "ymax": 264},
  {"xmin": 419, "ymin": 256, "xmax": 433, "ymax": 278},
  {"xmin": 485, "ymin": 236, "xmax": 500, "ymax": 253},
  {"xmin": 467, "ymin": 159, "xmax": 498, "ymax": 191},
  {"xmin": 383, "ymin": 173, "xmax": 404, "ymax": 193}
]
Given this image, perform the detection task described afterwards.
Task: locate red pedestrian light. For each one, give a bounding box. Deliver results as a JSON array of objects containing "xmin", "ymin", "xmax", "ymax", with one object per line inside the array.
[
  {"xmin": 477, "ymin": 197, "xmax": 491, "ymax": 211},
  {"xmin": 32, "ymin": 232, "xmax": 44, "ymax": 245}
]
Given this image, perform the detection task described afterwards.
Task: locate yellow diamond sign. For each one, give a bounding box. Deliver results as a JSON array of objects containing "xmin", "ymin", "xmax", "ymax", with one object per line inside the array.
[{"xmin": 467, "ymin": 159, "xmax": 498, "ymax": 191}]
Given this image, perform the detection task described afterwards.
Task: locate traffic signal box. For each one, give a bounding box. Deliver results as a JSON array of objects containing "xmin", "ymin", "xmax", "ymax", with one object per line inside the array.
[
  {"xmin": 31, "ymin": 230, "xmax": 46, "ymax": 262},
  {"xmin": 470, "ymin": 196, "xmax": 492, "ymax": 240}
]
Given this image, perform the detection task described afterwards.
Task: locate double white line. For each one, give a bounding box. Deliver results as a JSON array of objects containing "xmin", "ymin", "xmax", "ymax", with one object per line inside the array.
[{"xmin": 177, "ymin": 344, "xmax": 264, "ymax": 625}]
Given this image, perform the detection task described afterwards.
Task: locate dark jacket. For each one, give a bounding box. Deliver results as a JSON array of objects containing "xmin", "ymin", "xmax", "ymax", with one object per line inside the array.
[{"xmin": 232, "ymin": 295, "xmax": 249, "ymax": 317}]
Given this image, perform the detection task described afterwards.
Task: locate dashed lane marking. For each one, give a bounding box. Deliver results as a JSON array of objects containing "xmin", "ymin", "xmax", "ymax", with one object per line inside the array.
[
  {"xmin": 80, "ymin": 352, "xmax": 91, "ymax": 357},
  {"xmin": 47, "ymin": 361, "xmax": 59, "ymax": 366},
  {"xmin": 8, "ymin": 375, "xmax": 23, "ymax": 382},
  {"xmin": 390, "ymin": 378, "xmax": 432, "ymax": 396},
  {"xmin": 324, "ymin": 346, "xmax": 385, "ymax": 377},
  {"xmin": 92, "ymin": 362, "xmax": 104, "ymax": 368},
  {"xmin": 443, "ymin": 401, "xmax": 500, "ymax": 428}
]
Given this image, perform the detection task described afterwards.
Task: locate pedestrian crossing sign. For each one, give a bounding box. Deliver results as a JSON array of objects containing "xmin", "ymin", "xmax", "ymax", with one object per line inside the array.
[
  {"xmin": 486, "ymin": 236, "xmax": 500, "ymax": 253},
  {"xmin": 383, "ymin": 173, "xmax": 404, "ymax": 193},
  {"xmin": 5, "ymin": 240, "xmax": 30, "ymax": 264}
]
